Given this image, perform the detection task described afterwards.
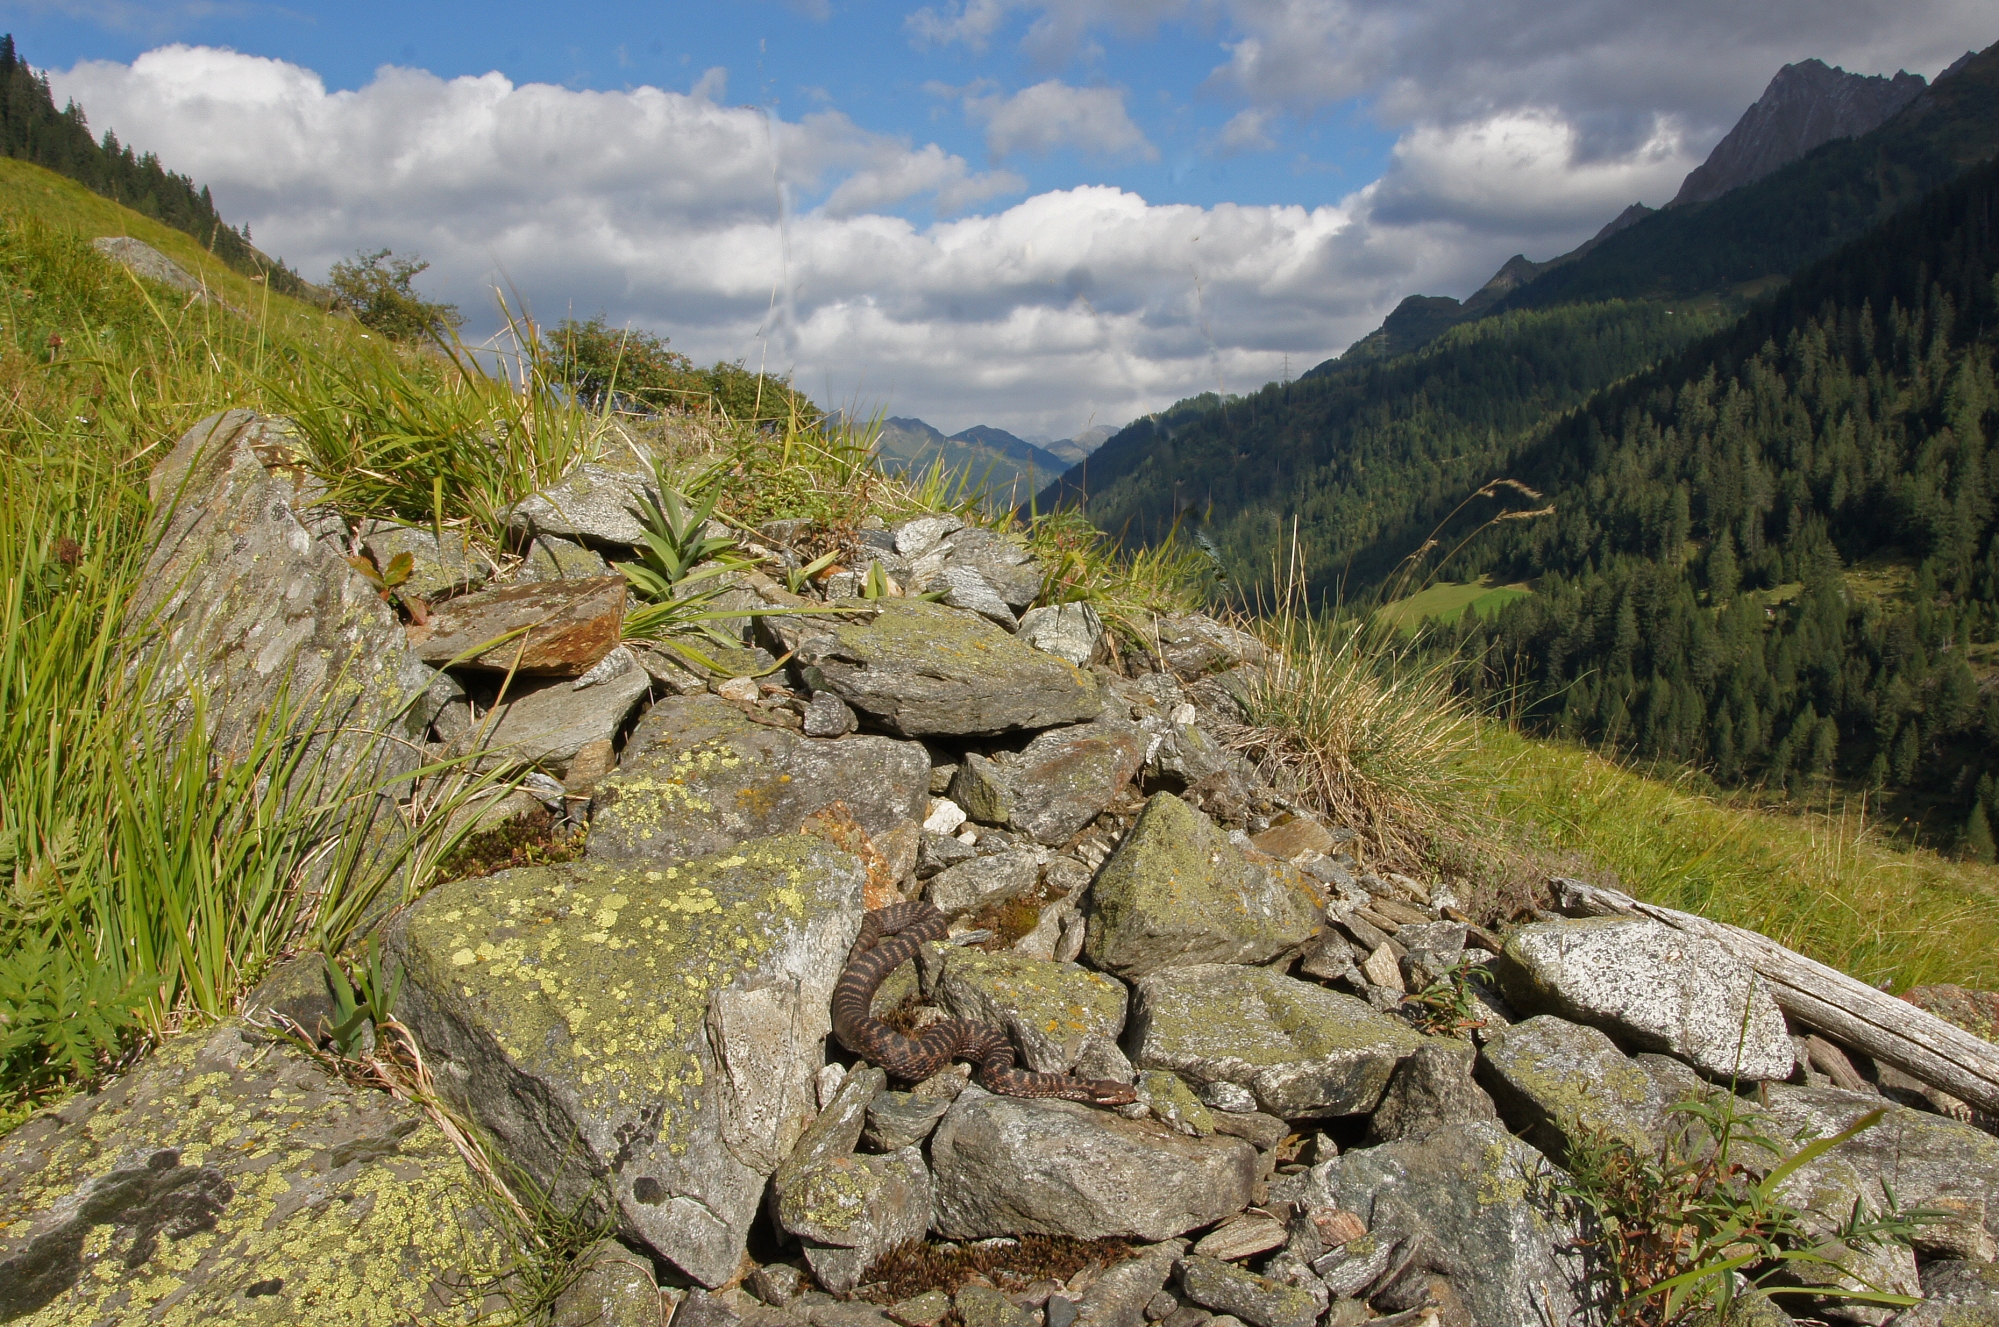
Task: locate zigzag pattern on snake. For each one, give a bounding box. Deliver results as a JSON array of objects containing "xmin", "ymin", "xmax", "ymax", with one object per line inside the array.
[{"xmin": 831, "ymin": 901, "xmax": 1138, "ymax": 1106}]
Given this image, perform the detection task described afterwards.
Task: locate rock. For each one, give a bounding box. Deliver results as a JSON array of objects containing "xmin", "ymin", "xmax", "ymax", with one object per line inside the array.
[
  {"xmin": 389, "ymin": 837, "xmax": 866, "ymax": 1286},
  {"xmin": 128, "ymin": 410, "xmax": 438, "ymax": 774},
  {"xmin": 959, "ymin": 1285, "xmax": 1038, "ymax": 1327},
  {"xmin": 1500, "ymin": 916, "xmax": 1794, "ymax": 1080},
  {"xmin": 939, "ymin": 566, "xmax": 1021, "ymax": 631},
  {"xmin": 894, "ymin": 515, "xmax": 963, "ymax": 558},
  {"xmin": 1477, "ymin": 1016, "xmax": 1706, "ymax": 1162},
  {"xmin": 951, "ymin": 754, "xmax": 1015, "ymax": 824},
  {"xmin": 864, "ymin": 1068, "xmax": 970, "ymax": 1151},
  {"xmin": 1076, "ymin": 1242, "xmax": 1187, "ymax": 1327},
  {"xmin": 929, "ymin": 1088, "xmax": 1257, "ymax": 1241},
  {"xmin": 1357, "ymin": 944, "xmax": 1403, "ymax": 992},
  {"xmin": 406, "ymin": 575, "xmax": 629, "ymax": 676},
  {"xmin": 1135, "ymin": 1071, "xmax": 1215, "ymax": 1137},
  {"xmin": 1364, "ymin": 1040, "xmax": 1497, "ymax": 1144},
  {"xmin": 1248, "ymin": 818, "xmax": 1335, "ymax": 863},
  {"xmin": 890, "ymin": 1289, "xmax": 954, "ymax": 1327},
  {"xmin": 991, "ymin": 722, "xmax": 1149, "ymax": 847},
  {"xmin": 1153, "ymin": 616, "xmax": 1266, "ymax": 682},
  {"xmin": 551, "ymin": 1238, "xmax": 662, "ymax": 1327},
  {"xmin": 1901, "ymin": 984, "xmax": 1999, "ymax": 1044},
  {"xmin": 509, "ymin": 463, "xmax": 660, "ymax": 547},
  {"xmin": 1127, "ymin": 964, "xmax": 1423, "ymax": 1118},
  {"xmin": 926, "ymin": 850, "xmax": 1042, "ymax": 917},
  {"xmin": 0, "ymin": 1021, "xmax": 508, "ymax": 1326},
  {"xmin": 752, "ymin": 1262, "xmax": 812, "ymax": 1307},
  {"xmin": 789, "ymin": 599, "xmax": 1100, "ymax": 737},
  {"xmin": 1084, "ymin": 795, "xmax": 1323, "ymax": 980},
  {"xmin": 516, "ymin": 533, "xmax": 614, "ymax": 583},
  {"xmin": 589, "ymin": 694, "xmax": 927, "ymax": 867},
  {"xmin": 1779, "ymin": 1236, "xmax": 1920, "ymax": 1326},
  {"xmin": 920, "ymin": 831, "xmax": 978, "ymax": 880},
  {"xmin": 1207, "ymin": 1111, "xmax": 1289, "ymax": 1151},
  {"xmin": 1756, "ymin": 1083, "xmax": 1999, "ymax": 1255},
  {"xmin": 465, "ymin": 665, "xmax": 650, "ymax": 777},
  {"xmin": 1197, "ymin": 1081, "xmax": 1258, "ymax": 1114},
  {"xmin": 1046, "ymin": 1296, "xmax": 1081, "ymax": 1327},
  {"xmin": 1176, "ymin": 1257, "xmax": 1320, "ymax": 1327},
  {"xmin": 805, "ymin": 691, "xmax": 860, "ymax": 737},
  {"xmin": 782, "ymin": 1065, "xmax": 885, "ymax": 1179},
  {"xmin": 1017, "ymin": 603, "xmax": 1108, "ymax": 668},
  {"xmin": 1895, "ymin": 1260, "xmax": 1999, "ymax": 1327},
  {"xmin": 942, "ymin": 528, "xmax": 1043, "ymax": 611},
  {"xmin": 716, "ymin": 676, "xmax": 761, "ymax": 702},
  {"xmin": 92, "ymin": 235, "xmax": 204, "ymax": 293},
  {"xmin": 1145, "ymin": 719, "xmax": 1234, "ymax": 790},
  {"xmin": 779, "ymin": 1146, "xmax": 933, "ymax": 1294},
  {"xmin": 937, "ymin": 949, "xmax": 1129, "ymax": 1074},
  {"xmin": 1191, "ymin": 1215, "xmax": 1288, "ymax": 1262},
  {"xmin": 1310, "ymin": 1121, "xmax": 1591, "ymax": 1327},
  {"xmin": 360, "ymin": 519, "xmax": 490, "ymax": 601},
  {"xmin": 925, "ymin": 799, "xmax": 971, "ymax": 837}
]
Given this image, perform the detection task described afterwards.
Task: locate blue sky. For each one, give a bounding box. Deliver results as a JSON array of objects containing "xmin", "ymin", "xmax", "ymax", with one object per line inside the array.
[{"xmin": 18, "ymin": 0, "xmax": 1995, "ymax": 436}]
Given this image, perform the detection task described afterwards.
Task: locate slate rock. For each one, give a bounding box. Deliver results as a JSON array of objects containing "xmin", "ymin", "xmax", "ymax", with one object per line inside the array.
[
  {"xmin": 1364, "ymin": 1040, "xmax": 1497, "ymax": 1144},
  {"xmin": 360, "ymin": 519, "xmax": 490, "ymax": 601},
  {"xmin": 864, "ymin": 1068, "xmax": 970, "ymax": 1151},
  {"xmin": 0, "ymin": 1021, "xmax": 508, "ymax": 1326},
  {"xmin": 992, "ymin": 721, "xmax": 1149, "ymax": 847},
  {"xmin": 942, "ymin": 528, "xmax": 1043, "ymax": 611},
  {"xmin": 466, "ymin": 665, "xmax": 651, "ymax": 777},
  {"xmin": 959, "ymin": 1285, "xmax": 1038, "ymax": 1327},
  {"xmin": 406, "ymin": 575, "xmax": 628, "ymax": 676},
  {"xmin": 509, "ymin": 463, "xmax": 660, "ymax": 548},
  {"xmin": 1305, "ymin": 1121, "xmax": 1593, "ymax": 1327},
  {"xmin": 779, "ymin": 1146, "xmax": 933, "ymax": 1293},
  {"xmin": 1190, "ymin": 1215, "xmax": 1287, "ymax": 1262},
  {"xmin": 788, "ymin": 599, "xmax": 1100, "ymax": 737},
  {"xmin": 589, "ymin": 693, "xmax": 927, "ymax": 865},
  {"xmin": 930, "ymin": 1088, "xmax": 1257, "ymax": 1242},
  {"xmin": 516, "ymin": 533, "xmax": 613, "ymax": 583},
  {"xmin": 128, "ymin": 410, "xmax": 437, "ymax": 776},
  {"xmin": 804, "ymin": 691, "xmax": 860, "ymax": 737},
  {"xmin": 1476, "ymin": 1016, "xmax": 1706, "ymax": 1163},
  {"xmin": 1127, "ymin": 964, "xmax": 1423, "ymax": 1118},
  {"xmin": 926, "ymin": 849, "xmax": 1042, "ymax": 917},
  {"xmin": 1248, "ymin": 818, "xmax": 1335, "ymax": 862},
  {"xmin": 1154, "ymin": 616, "xmax": 1267, "ymax": 681},
  {"xmin": 390, "ymin": 837, "xmax": 866, "ymax": 1286},
  {"xmin": 1176, "ymin": 1257, "xmax": 1319, "ymax": 1327},
  {"xmin": 1076, "ymin": 1242, "xmax": 1189, "ymax": 1327},
  {"xmin": 1018, "ymin": 603, "xmax": 1108, "ymax": 668},
  {"xmin": 1500, "ymin": 916, "xmax": 1794, "ymax": 1080},
  {"xmin": 938, "ymin": 565, "xmax": 1020, "ymax": 631},
  {"xmin": 551, "ymin": 1238, "xmax": 662, "ymax": 1327},
  {"xmin": 1135, "ymin": 1070, "xmax": 1215, "ymax": 1137},
  {"xmin": 1084, "ymin": 794, "xmax": 1323, "ymax": 980},
  {"xmin": 936, "ymin": 948, "xmax": 1129, "ymax": 1074},
  {"xmin": 1207, "ymin": 1110, "xmax": 1289, "ymax": 1151}
]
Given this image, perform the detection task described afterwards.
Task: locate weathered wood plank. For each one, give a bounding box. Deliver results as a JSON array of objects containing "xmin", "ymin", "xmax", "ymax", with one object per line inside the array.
[{"xmin": 1549, "ymin": 877, "xmax": 1999, "ymax": 1114}]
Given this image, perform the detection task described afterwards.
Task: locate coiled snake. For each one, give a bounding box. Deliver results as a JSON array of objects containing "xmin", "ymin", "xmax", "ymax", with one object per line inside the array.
[{"xmin": 831, "ymin": 901, "xmax": 1138, "ymax": 1106}]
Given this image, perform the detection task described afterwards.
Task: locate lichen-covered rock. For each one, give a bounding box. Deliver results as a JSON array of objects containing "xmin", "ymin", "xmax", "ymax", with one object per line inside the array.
[
  {"xmin": 1896, "ymin": 1260, "xmax": 1999, "ymax": 1327},
  {"xmin": 864, "ymin": 1068, "xmax": 969, "ymax": 1152},
  {"xmin": 1302, "ymin": 1121, "xmax": 1594, "ymax": 1327},
  {"xmin": 929, "ymin": 1087, "xmax": 1256, "ymax": 1242},
  {"xmin": 1017, "ymin": 603, "xmax": 1107, "ymax": 668},
  {"xmin": 777, "ymin": 1146, "xmax": 932, "ymax": 1293},
  {"xmin": 508, "ymin": 463, "xmax": 660, "ymax": 548},
  {"xmin": 1500, "ymin": 917, "xmax": 1794, "ymax": 1080},
  {"xmin": 1901, "ymin": 985, "xmax": 1999, "ymax": 1045},
  {"xmin": 1476, "ymin": 1016, "xmax": 1705, "ymax": 1161},
  {"xmin": 93, "ymin": 235, "xmax": 204, "ymax": 293},
  {"xmin": 787, "ymin": 599, "xmax": 1100, "ymax": 737},
  {"xmin": 390, "ymin": 837, "xmax": 867, "ymax": 1286},
  {"xmin": 1176, "ymin": 1257, "xmax": 1320, "ymax": 1327},
  {"xmin": 957, "ymin": 1284, "xmax": 1038, "ymax": 1327},
  {"xmin": 1153, "ymin": 616, "xmax": 1267, "ymax": 682},
  {"xmin": 550, "ymin": 1239, "xmax": 662, "ymax": 1327},
  {"xmin": 1075, "ymin": 1241, "xmax": 1186, "ymax": 1327},
  {"xmin": 359, "ymin": 520, "xmax": 489, "ymax": 601},
  {"xmin": 1134, "ymin": 1071, "xmax": 1215, "ymax": 1137},
  {"xmin": 516, "ymin": 533, "xmax": 614, "ymax": 584},
  {"xmin": 968, "ymin": 722, "xmax": 1148, "ymax": 847},
  {"xmin": 589, "ymin": 694, "xmax": 928, "ymax": 866},
  {"xmin": 1127, "ymin": 964, "xmax": 1423, "ymax": 1118},
  {"xmin": 936, "ymin": 948, "xmax": 1128, "ymax": 1074},
  {"xmin": 1084, "ymin": 795, "xmax": 1322, "ymax": 979},
  {"xmin": 0, "ymin": 1021, "xmax": 507, "ymax": 1326},
  {"xmin": 925, "ymin": 850, "xmax": 1042, "ymax": 917},
  {"xmin": 127, "ymin": 410, "xmax": 438, "ymax": 772}
]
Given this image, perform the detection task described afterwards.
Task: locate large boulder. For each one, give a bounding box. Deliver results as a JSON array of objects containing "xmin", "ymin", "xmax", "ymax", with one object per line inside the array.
[
  {"xmin": 929, "ymin": 1087, "xmax": 1257, "ymax": 1242},
  {"xmin": 950, "ymin": 722, "xmax": 1146, "ymax": 846},
  {"xmin": 786, "ymin": 599, "xmax": 1100, "ymax": 737},
  {"xmin": 1500, "ymin": 917, "xmax": 1794, "ymax": 1080},
  {"xmin": 1084, "ymin": 795, "xmax": 1322, "ymax": 980},
  {"xmin": 127, "ymin": 409, "xmax": 437, "ymax": 770},
  {"xmin": 588, "ymin": 694, "xmax": 928, "ymax": 867},
  {"xmin": 1896, "ymin": 1260, "xmax": 1999, "ymax": 1327},
  {"xmin": 389, "ymin": 838, "xmax": 867, "ymax": 1286},
  {"xmin": 1302, "ymin": 1121, "xmax": 1595, "ymax": 1327},
  {"xmin": 1477, "ymin": 1015, "xmax": 1707, "ymax": 1161},
  {"xmin": 935, "ymin": 948, "xmax": 1129, "ymax": 1074},
  {"xmin": 1126, "ymin": 964, "xmax": 1423, "ymax": 1118},
  {"xmin": 0, "ymin": 1021, "xmax": 506, "ymax": 1325}
]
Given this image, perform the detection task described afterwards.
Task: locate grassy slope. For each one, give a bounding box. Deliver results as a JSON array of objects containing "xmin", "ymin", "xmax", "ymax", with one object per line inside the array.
[{"xmin": 1378, "ymin": 578, "xmax": 1532, "ymax": 633}]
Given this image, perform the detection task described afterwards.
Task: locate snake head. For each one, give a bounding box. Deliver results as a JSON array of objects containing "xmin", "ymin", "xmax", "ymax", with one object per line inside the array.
[{"xmin": 1089, "ymin": 1081, "xmax": 1140, "ymax": 1107}]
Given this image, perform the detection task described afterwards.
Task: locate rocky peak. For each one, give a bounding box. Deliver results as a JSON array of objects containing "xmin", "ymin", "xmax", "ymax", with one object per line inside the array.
[{"xmin": 1669, "ymin": 58, "xmax": 1927, "ymax": 208}]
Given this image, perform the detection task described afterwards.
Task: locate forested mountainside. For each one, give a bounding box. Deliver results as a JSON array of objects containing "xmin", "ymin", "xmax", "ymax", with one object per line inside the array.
[{"xmin": 1439, "ymin": 152, "xmax": 1999, "ymax": 845}]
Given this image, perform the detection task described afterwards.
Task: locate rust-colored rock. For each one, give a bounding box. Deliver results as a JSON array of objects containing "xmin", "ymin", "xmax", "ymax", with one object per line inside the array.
[{"xmin": 405, "ymin": 575, "xmax": 626, "ymax": 675}]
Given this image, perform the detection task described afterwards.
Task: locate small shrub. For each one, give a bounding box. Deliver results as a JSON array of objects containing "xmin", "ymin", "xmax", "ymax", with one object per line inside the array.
[{"xmin": 327, "ymin": 248, "xmax": 462, "ymax": 342}]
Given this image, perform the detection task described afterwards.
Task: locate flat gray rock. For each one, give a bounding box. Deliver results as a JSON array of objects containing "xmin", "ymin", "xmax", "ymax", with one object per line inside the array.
[
  {"xmin": 968, "ymin": 721, "xmax": 1147, "ymax": 847},
  {"xmin": 936, "ymin": 948, "xmax": 1128, "ymax": 1074},
  {"xmin": 1084, "ymin": 794, "xmax": 1323, "ymax": 980},
  {"xmin": 551, "ymin": 1238, "xmax": 662, "ymax": 1327},
  {"xmin": 929, "ymin": 1088, "xmax": 1256, "ymax": 1242},
  {"xmin": 1500, "ymin": 916, "xmax": 1794, "ymax": 1080},
  {"xmin": 1017, "ymin": 603, "xmax": 1107, "ymax": 668},
  {"xmin": 509, "ymin": 463, "xmax": 659, "ymax": 547},
  {"xmin": 1075, "ymin": 1242, "xmax": 1186, "ymax": 1327},
  {"xmin": 1127, "ymin": 964, "xmax": 1422, "ymax": 1118},
  {"xmin": 789, "ymin": 599, "xmax": 1100, "ymax": 737},
  {"xmin": 779, "ymin": 1145, "xmax": 932, "ymax": 1293},
  {"xmin": 1176, "ymin": 1257, "xmax": 1319, "ymax": 1327},
  {"xmin": 1365, "ymin": 1039, "xmax": 1497, "ymax": 1143},
  {"xmin": 1477, "ymin": 1015, "xmax": 1706, "ymax": 1162},
  {"xmin": 469, "ymin": 664, "xmax": 650, "ymax": 778},
  {"xmin": 390, "ymin": 838, "xmax": 866, "ymax": 1287},
  {"xmin": 1897, "ymin": 1260, "xmax": 1999, "ymax": 1327},
  {"xmin": 925, "ymin": 849, "xmax": 1042, "ymax": 917},
  {"xmin": 589, "ymin": 693, "xmax": 927, "ymax": 866}
]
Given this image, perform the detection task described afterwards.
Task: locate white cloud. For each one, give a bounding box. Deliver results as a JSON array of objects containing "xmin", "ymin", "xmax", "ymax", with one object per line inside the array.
[
  {"xmin": 1211, "ymin": 106, "xmax": 1276, "ymax": 155},
  {"xmin": 689, "ymin": 66, "xmax": 728, "ymax": 102},
  {"xmin": 964, "ymin": 80, "xmax": 1158, "ymax": 160}
]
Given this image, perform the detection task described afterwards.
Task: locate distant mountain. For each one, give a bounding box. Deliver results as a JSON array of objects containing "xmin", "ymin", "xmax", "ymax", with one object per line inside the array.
[
  {"xmin": 1669, "ymin": 59, "xmax": 1926, "ymax": 207},
  {"xmin": 870, "ymin": 416, "xmax": 1073, "ymax": 504},
  {"xmin": 1041, "ymin": 424, "xmax": 1119, "ymax": 466}
]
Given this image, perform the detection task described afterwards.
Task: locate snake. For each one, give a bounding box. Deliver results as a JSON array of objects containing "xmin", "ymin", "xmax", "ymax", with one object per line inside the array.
[{"xmin": 831, "ymin": 901, "xmax": 1138, "ymax": 1106}]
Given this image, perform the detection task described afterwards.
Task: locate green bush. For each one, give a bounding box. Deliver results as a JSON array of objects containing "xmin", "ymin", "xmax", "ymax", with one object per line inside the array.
[{"xmin": 327, "ymin": 247, "xmax": 463, "ymax": 342}]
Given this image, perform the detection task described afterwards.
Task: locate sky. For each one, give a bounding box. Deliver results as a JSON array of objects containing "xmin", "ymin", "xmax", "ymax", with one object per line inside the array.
[{"xmin": 11, "ymin": 1, "xmax": 1995, "ymax": 438}]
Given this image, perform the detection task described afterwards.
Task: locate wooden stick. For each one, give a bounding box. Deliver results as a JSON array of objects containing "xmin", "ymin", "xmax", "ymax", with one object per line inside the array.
[{"xmin": 1549, "ymin": 878, "xmax": 1999, "ymax": 1115}]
